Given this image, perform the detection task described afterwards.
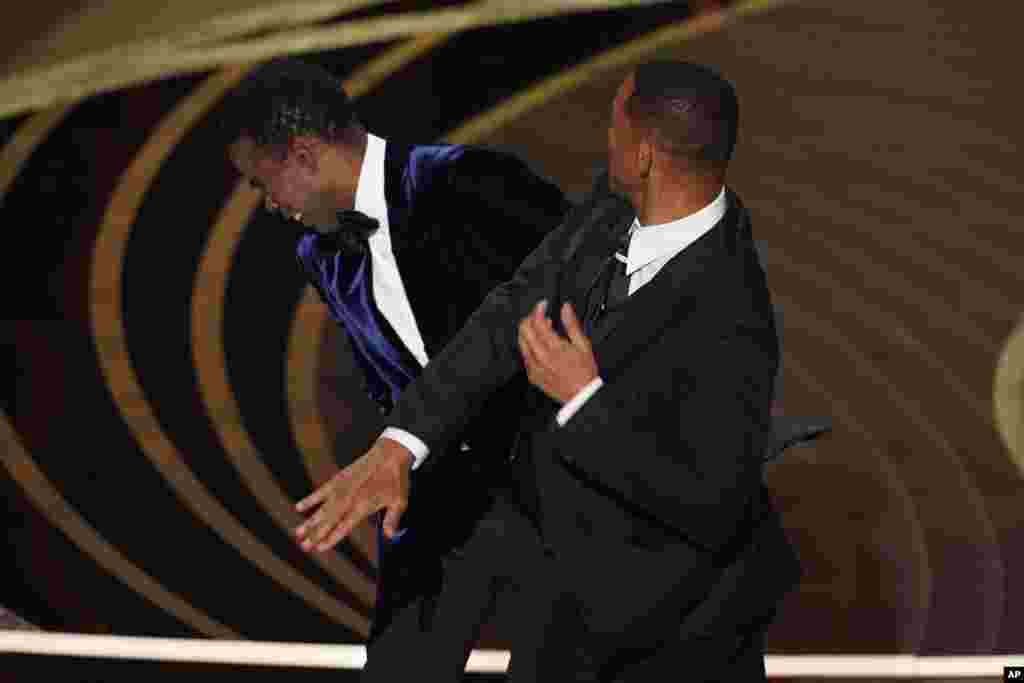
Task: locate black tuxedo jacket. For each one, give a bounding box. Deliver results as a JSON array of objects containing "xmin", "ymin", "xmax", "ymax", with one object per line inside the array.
[{"xmin": 388, "ymin": 173, "xmax": 800, "ymax": 652}]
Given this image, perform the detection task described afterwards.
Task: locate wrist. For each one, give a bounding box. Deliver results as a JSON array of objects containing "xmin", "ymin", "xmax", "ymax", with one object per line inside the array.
[
  {"xmin": 378, "ymin": 436, "xmax": 415, "ymax": 469},
  {"xmin": 556, "ymin": 375, "xmax": 604, "ymax": 426},
  {"xmin": 567, "ymin": 373, "xmax": 599, "ymax": 403}
]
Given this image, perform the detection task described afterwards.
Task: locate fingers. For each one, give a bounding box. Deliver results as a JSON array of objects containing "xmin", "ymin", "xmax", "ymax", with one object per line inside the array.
[
  {"xmin": 295, "ymin": 508, "xmax": 325, "ymax": 541},
  {"xmin": 296, "ymin": 497, "xmax": 343, "ymax": 550},
  {"xmin": 309, "ymin": 507, "xmax": 360, "ymax": 553},
  {"xmin": 298, "ymin": 501, "xmax": 345, "ymax": 552},
  {"xmin": 316, "ymin": 523, "xmax": 350, "ymax": 553},
  {"xmin": 295, "ymin": 481, "xmax": 331, "ymax": 513},
  {"xmin": 518, "ymin": 320, "xmax": 541, "ymax": 370},
  {"xmin": 561, "ymin": 302, "xmax": 590, "ymax": 350},
  {"xmin": 533, "ymin": 300, "xmax": 554, "ymax": 337},
  {"xmin": 294, "ymin": 443, "xmax": 412, "ymax": 553},
  {"xmin": 520, "ymin": 300, "xmax": 558, "ymax": 352},
  {"xmin": 381, "ymin": 498, "xmax": 408, "ymax": 539},
  {"xmin": 295, "ymin": 472, "xmax": 349, "ymax": 550}
]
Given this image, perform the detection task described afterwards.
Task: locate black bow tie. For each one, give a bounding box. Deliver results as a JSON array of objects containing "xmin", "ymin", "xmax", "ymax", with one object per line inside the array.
[{"xmin": 317, "ymin": 209, "xmax": 380, "ymax": 254}]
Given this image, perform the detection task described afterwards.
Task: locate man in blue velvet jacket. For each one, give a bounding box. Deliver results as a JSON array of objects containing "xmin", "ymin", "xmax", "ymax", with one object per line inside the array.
[{"xmin": 223, "ymin": 58, "xmax": 570, "ymax": 681}]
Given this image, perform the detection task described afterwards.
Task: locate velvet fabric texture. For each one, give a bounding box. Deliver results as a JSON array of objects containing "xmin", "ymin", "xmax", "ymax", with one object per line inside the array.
[{"xmin": 293, "ymin": 140, "xmax": 571, "ymax": 638}]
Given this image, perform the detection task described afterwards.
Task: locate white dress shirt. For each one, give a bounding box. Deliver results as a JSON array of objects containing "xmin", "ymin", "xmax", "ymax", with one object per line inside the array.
[
  {"xmin": 356, "ymin": 134, "xmax": 431, "ymax": 368},
  {"xmin": 350, "ymin": 134, "xmax": 434, "ymax": 464},
  {"xmin": 386, "ymin": 183, "xmax": 728, "ymax": 467},
  {"xmin": 554, "ymin": 186, "xmax": 728, "ymax": 425}
]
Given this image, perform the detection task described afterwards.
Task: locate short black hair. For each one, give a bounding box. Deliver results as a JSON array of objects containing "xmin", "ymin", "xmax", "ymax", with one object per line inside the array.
[
  {"xmin": 626, "ymin": 61, "xmax": 739, "ymax": 174},
  {"xmin": 220, "ymin": 57, "xmax": 363, "ymax": 154}
]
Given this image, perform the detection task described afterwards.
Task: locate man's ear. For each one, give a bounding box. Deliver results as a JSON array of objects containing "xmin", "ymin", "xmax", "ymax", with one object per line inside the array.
[{"xmin": 635, "ymin": 138, "xmax": 653, "ymax": 179}]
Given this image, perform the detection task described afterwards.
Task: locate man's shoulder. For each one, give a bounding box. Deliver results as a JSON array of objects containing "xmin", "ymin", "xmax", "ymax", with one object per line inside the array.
[
  {"xmin": 418, "ymin": 144, "xmax": 567, "ymax": 209},
  {"xmin": 404, "ymin": 142, "xmax": 551, "ymax": 175},
  {"xmin": 399, "ymin": 143, "xmax": 515, "ymax": 190},
  {"xmin": 421, "ymin": 143, "xmax": 531, "ymax": 176},
  {"xmin": 405, "ymin": 142, "xmax": 466, "ymax": 165}
]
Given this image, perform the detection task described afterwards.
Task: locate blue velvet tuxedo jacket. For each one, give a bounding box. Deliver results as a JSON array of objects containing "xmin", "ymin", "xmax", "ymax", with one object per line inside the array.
[{"xmin": 295, "ymin": 141, "xmax": 570, "ymax": 634}]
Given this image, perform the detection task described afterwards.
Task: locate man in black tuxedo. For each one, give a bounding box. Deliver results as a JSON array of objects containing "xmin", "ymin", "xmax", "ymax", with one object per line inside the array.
[
  {"xmin": 296, "ymin": 61, "xmax": 801, "ymax": 681},
  {"xmin": 222, "ymin": 58, "xmax": 570, "ymax": 680}
]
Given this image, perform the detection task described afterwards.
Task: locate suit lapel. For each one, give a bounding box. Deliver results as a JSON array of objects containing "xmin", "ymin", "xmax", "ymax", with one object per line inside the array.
[
  {"xmin": 377, "ymin": 140, "xmax": 436, "ymax": 360},
  {"xmin": 383, "ymin": 140, "xmax": 414, "ymax": 256},
  {"xmin": 584, "ymin": 193, "xmax": 746, "ymax": 378},
  {"xmin": 553, "ymin": 192, "xmax": 635, "ymax": 335},
  {"xmin": 383, "ymin": 142, "xmax": 472, "ymax": 359}
]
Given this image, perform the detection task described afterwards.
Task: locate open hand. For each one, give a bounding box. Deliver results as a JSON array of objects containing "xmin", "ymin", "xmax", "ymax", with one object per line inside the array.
[
  {"xmin": 518, "ymin": 300, "xmax": 599, "ymax": 404},
  {"xmin": 294, "ymin": 437, "xmax": 412, "ymax": 553}
]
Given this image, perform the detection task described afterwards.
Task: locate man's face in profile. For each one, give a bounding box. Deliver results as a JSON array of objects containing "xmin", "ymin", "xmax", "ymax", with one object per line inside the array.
[{"xmin": 229, "ymin": 135, "xmax": 340, "ymax": 231}]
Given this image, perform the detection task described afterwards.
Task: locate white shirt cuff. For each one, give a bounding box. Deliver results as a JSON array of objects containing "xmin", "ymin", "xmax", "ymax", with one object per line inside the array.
[
  {"xmin": 556, "ymin": 376, "xmax": 604, "ymax": 426},
  {"xmin": 380, "ymin": 427, "xmax": 430, "ymax": 470}
]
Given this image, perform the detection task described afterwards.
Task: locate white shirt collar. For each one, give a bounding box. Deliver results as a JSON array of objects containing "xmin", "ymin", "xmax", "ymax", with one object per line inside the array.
[
  {"xmin": 353, "ymin": 133, "xmax": 388, "ymax": 222},
  {"xmin": 625, "ymin": 186, "xmax": 728, "ymax": 275}
]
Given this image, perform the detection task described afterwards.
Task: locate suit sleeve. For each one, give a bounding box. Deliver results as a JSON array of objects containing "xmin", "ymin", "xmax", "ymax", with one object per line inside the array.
[
  {"xmin": 385, "ymin": 221, "xmax": 564, "ymax": 456},
  {"xmin": 552, "ymin": 319, "xmax": 779, "ymax": 553},
  {"xmin": 384, "ymin": 156, "xmax": 586, "ymax": 458}
]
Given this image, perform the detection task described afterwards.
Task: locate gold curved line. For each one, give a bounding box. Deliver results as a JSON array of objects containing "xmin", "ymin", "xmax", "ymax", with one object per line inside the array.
[
  {"xmin": 777, "ymin": 319, "xmax": 932, "ymax": 651},
  {"xmin": 191, "ymin": 182, "xmax": 375, "ymax": 606},
  {"xmin": 0, "ymin": 103, "xmax": 236, "ymax": 640},
  {"xmin": 0, "ymin": 0, "xmax": 681, "ymax": 119},
  {"xmin": 754, "ymin": 201, "xmax": 996, "ymax": 440},
  {"xmin": 769, "ymin": 252, "xmax": 1004, "ymax": 651},
  {"xmin": 0, "ymin": 412, "xmax": 238, "ymax": 638},
  {"xmin": 1, "ymin": 0, "xmax": 390, "ymax": 104},
  {"xmin": 286, "ymin": 286, "xmax": 383, "ymax": 564},
  {"xmin": 341, "ymin": 30, "xmax": 452, "ymax": 99},
  {"xmin": 0, "ymin": 105, "xmax": 73, "ymax": 199},
  {"xmin": 742, "ymin": 140, "xmax": 1016, "ymax": 338},
  {"xmin": 994, "ymin": 317, "xmax": 1024, "ymax": 477},
  {"xmin": 168, "ymin": 0, "xmax": 396, "ymax": 47},
  {"xmin": 756, "ymin": 196, "xmax": 1015, "ymax": 491},
  {"xmin": 285, "ymin": 288, "xmax": 379, "ymax": 566},
  {"xmin": 444, "ymin": 0, "xmax": 791, "ymax": 145},
  {"xmin": 801, "ymin": 162, "xmax": 1023, "ymax": 302},
  {"xmin": 286, "ymin": 286, "xmax": 341, "ymax": 487},
  {"xmin": 89, "ymin": 65, "xmax": 368, "ymax": 635}
]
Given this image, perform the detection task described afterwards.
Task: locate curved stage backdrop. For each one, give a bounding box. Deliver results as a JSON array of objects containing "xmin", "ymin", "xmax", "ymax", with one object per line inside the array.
[{"xmin": 2, "ymin": 0, "xmax": 1022, "ymax": 678}]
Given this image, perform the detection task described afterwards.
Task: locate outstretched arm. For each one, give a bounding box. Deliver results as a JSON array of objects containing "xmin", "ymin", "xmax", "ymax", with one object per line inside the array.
[
  {"xmin": 293, "ymin": 223, "xmax": 570, "ymax": 552},
  {"xmin": 293, "ymin": 171, "xmax": 620, "ymax": 553}
]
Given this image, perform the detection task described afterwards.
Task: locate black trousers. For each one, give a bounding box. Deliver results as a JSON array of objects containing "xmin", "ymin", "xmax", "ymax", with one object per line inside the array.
[
  {"xmin": 361, "ymin": 497, "xmax": 543, "ymax": 682},
  {"xmin": 507, "ymin": 559, "xmax": 770, "ymax": 683},
  {"xmin": 362, "ymin": 496, "xmax": 774, "ymax": 683}
]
